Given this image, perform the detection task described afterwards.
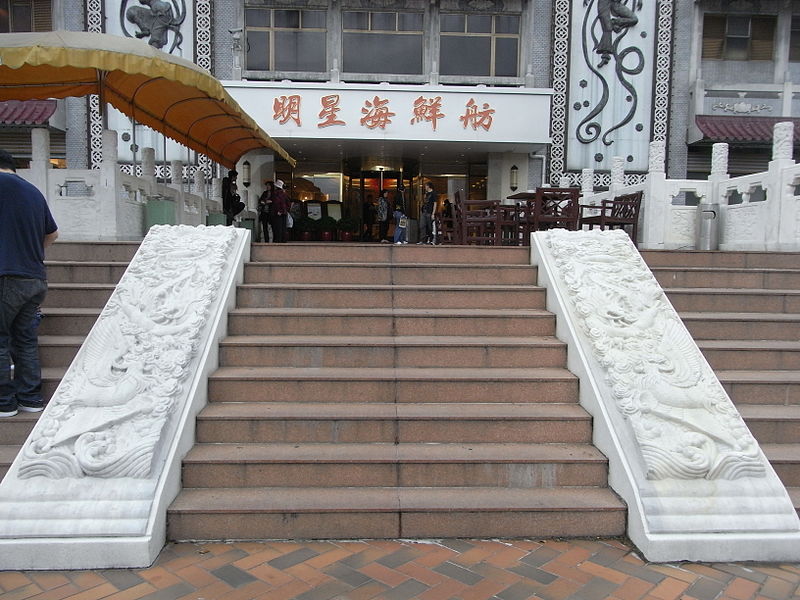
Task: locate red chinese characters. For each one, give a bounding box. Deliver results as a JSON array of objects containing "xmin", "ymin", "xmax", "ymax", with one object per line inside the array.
[
  {"xmin": 459, "ymin": 98, "xmax": 495, "ymax": 131},
  {"xmin": 273, "ymin": 95, "xmax": 302, "ymax": 127},
  {"xmin": 360, "ymin": 96, "xmax": 395, "ymax": 130},
  {"xmin": 410, "ymin": 96, "xmax": 445, "ymax": 131},
  {"xmin": 318, "ymin": 94, "xmax": 346, "ymax": 128}
]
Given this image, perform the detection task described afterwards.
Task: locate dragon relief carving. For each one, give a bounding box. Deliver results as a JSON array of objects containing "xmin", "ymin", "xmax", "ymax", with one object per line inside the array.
[
  {"xmin": 544, "ymin": 229, "xmax": 764, "ymax": 481},
  {"xmin": 19, "ymin": 225, "xmax": 236, "ymax": 480}
]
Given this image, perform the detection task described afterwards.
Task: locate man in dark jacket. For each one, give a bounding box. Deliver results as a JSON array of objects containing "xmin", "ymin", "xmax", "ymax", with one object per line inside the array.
[
  {"xmin": 418, "ymin": 181, "xmax": 437, "ymax": 244},
  {"xmin": 0, "ymin": 149, "xmax": 59, "ymax": 417},
  {"xmin": 269, "ymin": 179, "xmax": 291, "ymax": 243}
]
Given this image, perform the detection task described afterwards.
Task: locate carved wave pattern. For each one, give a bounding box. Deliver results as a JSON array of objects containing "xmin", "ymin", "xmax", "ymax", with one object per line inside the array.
[
  {"xmin": 545, "ymin": 229, "xmax": 764, "ymax": 480},
  {"xmin": 19, "ymin": 225, "xmax": 236, "ymax": 480}
]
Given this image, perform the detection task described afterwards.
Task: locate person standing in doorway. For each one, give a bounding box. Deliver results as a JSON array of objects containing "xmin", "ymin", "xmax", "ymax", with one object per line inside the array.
[
  {"xmin": 377, "ymin": 190, "xmax": 390, "ymax": 243},
  {"xmin": 362, "ymin": 194, "xmax": 375, "ymax": 242},
  {"xmin": 0, "ymin": 148, "xmax": 59, "ymax": 417},
  {"xmin": 270, "ymin": 179, "xmax": 290, "ymax": 243},
  {"xmin": 258, "ymin": 180, "xmax": 274, "ymax": 242},
  {"xmin": 418, "ymin": 181, "xmax": 437, "ymax": 244}
]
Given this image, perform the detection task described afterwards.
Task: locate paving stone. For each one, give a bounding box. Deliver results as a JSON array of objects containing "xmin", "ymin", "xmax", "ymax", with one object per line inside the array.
[
  {"xmin": 508, "ymin": 563, "xmax": 558, "ymax": 584},
  {"xmin": 323, "ymin": 563, "xmax": 374, "ymax": 588},
  {"xmin": 440, "ymin": 540, "xmax": 477, "ymax": 553},
  {"xmin": 573, "ymin": 577, "xmax": 619, "ymax": 600},
  {"xmin": 210, "ymin": 564, "xmax": 258, "ymax": 588},
  {"xmin": 684, "ymin": 576, "xmax": 726, "ymax": 599},
  {"xmin": 293, "ymin": 580, "xmax": 354, "ymax": 600},
  {"xmin": 520, "ymin": 546, "xmax": 561, "ymax": 567},
  {"xmin": 433, "ymin": 561, "xmax": 484, "ymax": 586},
  {"xmin": 381, "ymin": 578, "xmax": 430, "ymax": 600},
  {"xmin": 377, "ymin": 547, "xmax": 423, "ymax": 569},
  {"xmin": 97, "ymin": 570, "xmax": 146, "ymax": 591},
  {"xmin": 268, "ymin": 548, "xmax": 321, "ymax": 570},
  {"xmin": 495, "ymin": 581, "xmax": 543, "ymax": 600}
]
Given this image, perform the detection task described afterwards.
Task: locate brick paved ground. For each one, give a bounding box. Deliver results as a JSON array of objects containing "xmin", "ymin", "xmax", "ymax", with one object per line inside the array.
[{"xmin": 1, "ymin": 538, "xmax": 798, "ymax": 600}]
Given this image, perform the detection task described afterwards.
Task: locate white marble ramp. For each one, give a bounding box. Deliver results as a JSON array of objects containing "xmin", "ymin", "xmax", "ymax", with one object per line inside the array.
[
  {"xmin": 0, "ymin": 225, "xmax": 250, "ymax": 570},
  {"xmin": 532, "ymin": 229, "xmax": 800, "ymax": 562}
]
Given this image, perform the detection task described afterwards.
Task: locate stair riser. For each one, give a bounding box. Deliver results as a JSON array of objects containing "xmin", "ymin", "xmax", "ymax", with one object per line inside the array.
[
  {"xmin": 235, "ymin": 288, "xmax": 545, "ymax": 310},
  {"xmin": 245, "ymin": 265, "xmax": 537, "ymax": 286},
  {"xmin": 724, "ymin": 381, "xmax": 800, "ymax": 406},
  {"xmin": 668, "ymin": 293, "xmax": 800, "ymax": 314},
  {"xmin": 0, "ymin": 422, "xmax": 37, "ymax": 445},
  {"xmin": 745, "ymin": 420, "xmax": 800, "ymax": 444},
  {"xmin": 642, "ymin": 251, "xmax": 800, "ymax": 270},
  {"xmin": 219, "ymin": 345, "xmax": 566, "ymax": 369},
  {"xmin": 702, "ymin": 349, "xmax": 800, "ymax": 371},
  {"xmin": 773, "ymin": 464, "xmax": 800, "ymax": 487},
  {"xmin": 196, "ymin": 419, "xmax": 591, "ymax": 444},
  {"xmin": 654, "ymin": 270, "xmax": 800, "ymax": 290},
  {"xmin": 39, "ymin": 345, "xmax": 81, "ymax": 369},
  {"xmin": 250, "ymin": 245, "xmax": 531, "ymax": 265},
  {"xmin": 47, "ymin": 243, "xmax": 139, "ymax": 262},
  {"xmin": 45, "ymin": 265, "xmax": 127, "ymax": 285},
  {"xmin": 42, "ymin": 288, "xmax": 113, "ymax": 308},
  {"xmin": 684, "ymin": 320, "xmax": 800, "ymax": 341},
  {"xmin": 208, "ymin": 380, "xmax": 578, "ymax": 404},
  {"xmin": 182, "ymin": 462, "xmax": 608, "ymax": 488},
  {"xmin": 38, "ymin": 315, "xmax": 98, "ymax": 336},
  {"xmin": 228, "ymin": 315, "xmax": 556, "ymax": 337},
  {"xmin": 168, "ymin": 509, "xmax": 625, "ymax": 541}
]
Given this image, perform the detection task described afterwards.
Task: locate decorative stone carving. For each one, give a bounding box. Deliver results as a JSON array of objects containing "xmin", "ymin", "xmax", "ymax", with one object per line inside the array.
[
  {"xmin": 724, "ymin": 205, "xmax": 760, "ymax": 243},
  {"xmin": 610, "ymin": 156, "xmax": 624, "ymax": 187},
  {"xmin": 711, "ymin": 143, "xmax": 728, "ymax": 176},
  {"xmin": 772, "ymin": 121, "xmax": 794, "ymax": 162},
  {"xmin": 669, "ymin": 207, "xmax": 696, "ymax": 248},
  {"xmin": 16, "ymin": 225, "xmax": 235, "ymax": 481},
  {"xmin": 712, "ymin": 101, "xmax": 773, "ymax": 115},
  {"xmin": 648, "ymin": 140, "xmax": 665, "ymax": 173}
]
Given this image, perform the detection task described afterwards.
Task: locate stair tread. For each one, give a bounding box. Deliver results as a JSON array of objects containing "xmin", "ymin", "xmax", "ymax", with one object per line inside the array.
[
  {"xmin": 788, "ymin": 487, "xmax": 800, "ymax": 508},
  {"xmin": 37, "ymin": 307, "xmax": 101, "ymax": 316},
  {"xmin": 170, "ymin": 486, "xmax": 625, "ymax": 513},
  {"xmin": 220, "ymin": 335, "xmax": 563, "ymax": 347},
  {"xmin": 210, "ymin": 366, "xmax": 576, "ymax": 380},
  {"xmin": 698, "ymin": 339, "xmax": 800, "ymax": 350},
  {"xmin": 654, "ymin": 266, "xmax": 800, "ymax": 274},
  {"xmin": 239, "ymin": 283, "xmax": 541, "ymax": 291},
  {"xmin": 715, "ymin": 370, "xmax": 800, "ymax": 382},
  {"xmin": 199, "ymin": 402, "xmax": 588, "ymax": 420},
  {"xmin": 0, "ymin": 445, "xmax": 19, "ymax": 464},
  {"xmin": 680, "ymin": 311, "xmax": 800, "ymax": 321},
  {"xmin": 760, "ymin": 444, "xmax": 800, "ymax": 461},
  {"xmin": 231, "ymin": 307, "xmax": 552, "ymax": 316},
  {"xmin": 45, "ymin": 260, "xmax": 130, "ymax": 266},
  {"xmin": 47, "ymin": 282, "xmax": 115, "ymax": 289},
  {"xmin": 249, "ymin": 261, "xmax": 533, "ymax": 269},
  {"xmin": 37, "ymin": 335, "xmax": 86, "ymax": 346},
  {"xmin": 185, "ymin": 442, "xmax": 606, "ymax": 463},
  {"xmin": 737, "ymin": 405, "xmax": 800, "ymax": 419},
  {"xmin": 666, "ymin": 287, "xmax": 800, "ymax": 295}
]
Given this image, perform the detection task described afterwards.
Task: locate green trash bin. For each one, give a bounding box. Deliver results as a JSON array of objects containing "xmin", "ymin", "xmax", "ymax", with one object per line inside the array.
[
  {"xmin": 145, "ymin": 198, "xmax": 177, "ymax": 228},
  {"xmin": 236, "ymin": 217, "xmax": 255, "ymax": 237},
  {"xmin": 206, "ymin": 213, "xmax": 227, "ymax": 226}
]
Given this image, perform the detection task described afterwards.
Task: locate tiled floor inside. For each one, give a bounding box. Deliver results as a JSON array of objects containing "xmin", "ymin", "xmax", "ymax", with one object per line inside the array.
[{"xmin": 1, "ymin": 538, "xmax": 798, "ymax": 600}]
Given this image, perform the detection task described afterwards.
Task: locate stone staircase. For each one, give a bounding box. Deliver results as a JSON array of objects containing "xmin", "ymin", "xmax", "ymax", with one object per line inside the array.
[
  {"xmin": 167, "ymin": 244, "xmax": 627, "ymax": 540},
  {"xmin": 0, "ymin": 242, "xmax": 138, "ymax": 481},
  {"xmin": 642, "ymin": 250, "xmax": 800, "ymax": 515}
]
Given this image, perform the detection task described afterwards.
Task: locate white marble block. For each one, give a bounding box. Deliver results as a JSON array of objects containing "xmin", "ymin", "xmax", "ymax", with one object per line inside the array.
[
  {"xmin": 532, "ymin": 229, "xmax": 800, "ymax": 562},
  {"xmin": 0, "ymin": 224, "xmax": 250, "ymax": 569}
]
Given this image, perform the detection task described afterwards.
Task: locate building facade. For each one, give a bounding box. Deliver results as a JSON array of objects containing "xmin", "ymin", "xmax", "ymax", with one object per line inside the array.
[{"xmin": 2, "ymin": 0, "xmax": 799, "ymax": 220}]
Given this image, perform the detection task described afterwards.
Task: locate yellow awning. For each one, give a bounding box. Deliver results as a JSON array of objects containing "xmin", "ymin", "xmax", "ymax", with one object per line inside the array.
[{"xmin": 0, "ymin": 30, "xmax": 295, "ymax": 168}]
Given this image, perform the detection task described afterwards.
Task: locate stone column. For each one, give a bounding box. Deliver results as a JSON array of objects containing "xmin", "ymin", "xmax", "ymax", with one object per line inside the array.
[
  {"xmin": 581, "ymin": 168, "xmax": 594, "ymax": 197},
  {"xmin": 641, "ymin": 141, "xmax": 667, "ymax": 249},
  {"xmin": 769, "ymin": 122, "xmax": 797, "ymax": 250},
  {"xmin": 141, "ymin": 147, "xmax": 156, "ymax": 181},
  {"xmin": 100, "ymin": 130, "xmax": 120, "ymax": 239},
  {"xmin": 610, "ymin": 156, "xmax": 625, "ymax": 194},
  {"xmin": 29, "ymin": 128, "xmax": 51, "ymax": 199}
]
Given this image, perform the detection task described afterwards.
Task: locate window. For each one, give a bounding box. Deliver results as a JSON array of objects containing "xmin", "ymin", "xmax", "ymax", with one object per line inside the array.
[
  {"xmin": 245, "ymin": 8, "xmax": 327, "ymax": 73},
  {"xmin": 0, "ymin": 0, "xmax": 50, "ymax": 32},
  {"xmin": 439, "ymin": 13, "xmax": 519, "ymax": 77},
  {"xmin": 342, "ymin": 11, "xmax": 423, "ymax": 75},
  {"xmin": 702, "ymin": 14, "xmax": 775, "ymax": 61},
  {"xmin": 791, "ymin": 16, "xmax": 800, "ymax": 62}
]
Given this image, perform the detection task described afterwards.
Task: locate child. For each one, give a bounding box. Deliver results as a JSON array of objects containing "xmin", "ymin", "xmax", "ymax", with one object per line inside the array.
[{"xmin": 393, "ymin": 202, "xmax": 408, "ymax": 244}]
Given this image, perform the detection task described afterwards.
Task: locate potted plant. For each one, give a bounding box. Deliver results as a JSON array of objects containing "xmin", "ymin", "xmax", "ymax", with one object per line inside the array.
[
  {"xmin": 337, "ymin": 216, "xmax": 359, "ymax": 242},
  {"xmin": 317, "ymin": 216, "xmax": 338, "ymax": 242},
  {"xmin": 295, "ymin": 216, "xmax": 318, "ymax": 241}
]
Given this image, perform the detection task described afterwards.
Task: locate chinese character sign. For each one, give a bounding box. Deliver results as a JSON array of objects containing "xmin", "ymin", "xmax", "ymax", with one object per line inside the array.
[
  {"xmin": 459, "ymin": 98, "xmax": 495, "ymax": 131},
  {"xmin": 318, "ymin": 94, "xmax": 346, "ymax": 128},
  {"xmin": 360, "ymin": 96, "xmax": 395, "ymax": 130},
  {"xmin": 410, "ymin": 96, "xmax": 445, "ymax": 131},
  {"xmin": 273, "ymin": 95, "xmax": 302, "ymax": 127}
]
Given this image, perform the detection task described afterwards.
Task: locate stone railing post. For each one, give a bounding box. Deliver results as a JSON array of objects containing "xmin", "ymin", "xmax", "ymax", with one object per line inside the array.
[
  {"xmin": 581, "ymin": 168, "xmax": 594, "ymax": 197},
  {"xmin": 141, "ymin": 147, "xmax": 156, "ymax": 183},
  {"xmin": 609, "ymin": 156, "xmax": 625, "ymax": 196},
  {"xmin": 768, "ymin": 121, "xmax": 797, "ymax": 250},
  {"xmin": 29, "ymin": 128, "xmax": 51, "ymax": 200},
  {"xmin": 641, "ymin": 140, "xmax": 667, "ymax": 249},
  {"xmin": 99, "ymin": 129, "xmax": 121, "ymax": 239}
]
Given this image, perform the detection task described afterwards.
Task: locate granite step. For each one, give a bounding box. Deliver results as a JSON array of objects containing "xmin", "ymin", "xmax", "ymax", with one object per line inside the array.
[
  {"xmin": 37, "ymin": 308, "xmax": 101, "ymax": 336},
  {"xmin": 46, "ymin": 241, "xmax": 140, "ymax": 262},
  {"xmin": 235, "ymin": 284, "xmax": 546, "ymax": 310},
  {"xmin": 761, "ymin": 444, "xmax": 800, "ymax": 487},
  {"xmin": 167, "ymin": 486, "xmax": 627, "ymax": 541},
  {"xmin": 652, "ymin": 267, "xmax": 800, "ymax": 290},
  {"xmin": 219, "ymin": 335, "xmax": 567, "ymax": 369},
  {"xmin": 44, "ymin": 261, "xmax": 128, "ymax": 284},
  {"xmin": 641, "ymin": 250, "xmax": 800, "ymax": 270},
  {"xmin": 718, "ymin": 369, "xmax": 800, "ymax": 406},
  {"xmin": 0, "ymin": 445, "xmax": 19, "ymax": 481},
  {"xmin": 228, "ymin": 308, "xmax": 556, "ymax": 337},
  {"xmin": 680, "ymin": 312, "xmax": 800, "ymax": 341},
  {"xmin": 665, "ymin": 287, "xmax": 800, "ymax": 313},
  {"xmin": 244, "ymin": 262, "xmax": 538, "ymax": 286},
  {"xmin": 738, "ymin": 405, "xmax": 800, "ymax": 444},
  {"xmin": 207, "ymin": 367, "xmax": 578, "ymax": 404},
  {"xmin": 0, "ymin": 412, "xmax": 38, "ymax": 447},
  {"xmin": 181, "ymin": 442, "xmax": 609, "ymax": 488},
  {"xmin": 250, "ymin": 244, "xmax": 531, "ymax": 265},
  {"xmin": 41, "ymin": 283, "xmax": 115, "ymax": 308},
  {"xmin": 37, "ymin": 335, "xmax": 84, "ymax": 369},
  {"xmin": 195, "ymin": 402, "xmax": 591, "ymax": 443},
  {"xmin": 699, "ymin": 340, "xmax": 800, "ymax": 371}
]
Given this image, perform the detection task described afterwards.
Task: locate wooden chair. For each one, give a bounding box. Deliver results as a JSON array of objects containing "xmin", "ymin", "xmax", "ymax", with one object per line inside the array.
[
  {"xmin": 531, "ymin": 187, "xmax": 581, "ymax": 231},
  {"xmin": 579, "ymin": 190, "xmax": 643, "ymax": 246}
]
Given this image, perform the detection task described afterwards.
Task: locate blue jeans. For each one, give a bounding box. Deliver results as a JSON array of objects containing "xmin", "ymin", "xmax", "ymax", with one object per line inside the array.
[
  {"xmin": 0, "ymin": 276, "xmax": 47, "ymax": 411},
  {"xmin": 393, "ymin": 211, "xmax": 407, "ymax": 243}
]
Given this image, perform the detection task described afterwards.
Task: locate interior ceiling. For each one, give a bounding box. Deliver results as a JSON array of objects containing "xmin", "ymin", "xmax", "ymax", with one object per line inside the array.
[{"xmin": 276, "ymin": 137, "xmax": 547, "ymax": 175}]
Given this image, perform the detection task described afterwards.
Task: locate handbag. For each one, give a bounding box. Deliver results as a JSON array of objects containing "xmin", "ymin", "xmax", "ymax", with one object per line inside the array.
[{"xmin": 286, "ymin": 213, "xmax": 294, "ymax": 228}]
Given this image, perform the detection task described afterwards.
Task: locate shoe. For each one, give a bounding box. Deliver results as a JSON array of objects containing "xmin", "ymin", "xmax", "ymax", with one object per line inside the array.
[
  {"xmin": 416, "ymin": 241, "xmax": 424, "ymax": 245},
  {"xmin": 18, "ymin": 401, "xmax": 44, "ymax": 413},
  {"xmin": 395, "ymin": 241, "xmax": 402, "ymax": 244},
  {"xmin": 380, "ymin": 239, "xmax": 390, "ymax": 244},
  {"xmin": 0, "ymin": 407, "xmax": 18, "ymax": 418},
  {"xmin": 402, "ymin": 241, "xmax": 409, "ymax": 244}
]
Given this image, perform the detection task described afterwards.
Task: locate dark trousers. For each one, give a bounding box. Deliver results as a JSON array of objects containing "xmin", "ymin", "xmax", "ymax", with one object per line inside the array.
[
  {"xmin": 270, "ymin": 214, "xmax": 288, "ymax": 243},
  {"xmin": 378, "ymin": 220, "xmax": 389, "ymax": 242},
  {"xmin": 0, "ymin": 276, "xmax": 47, "ymax": 411},
  {"xmin": 260, "ymin": 216, "xmax": 270, "ymax": 242}
]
